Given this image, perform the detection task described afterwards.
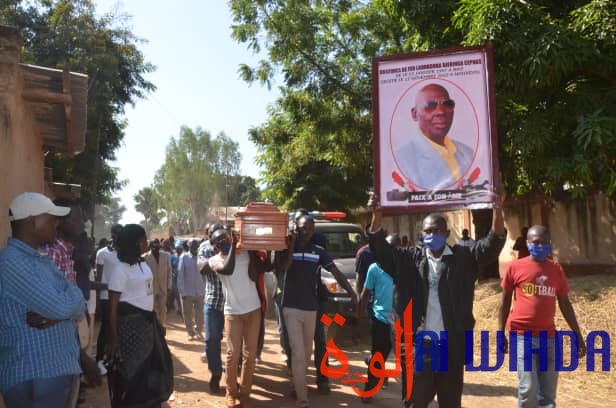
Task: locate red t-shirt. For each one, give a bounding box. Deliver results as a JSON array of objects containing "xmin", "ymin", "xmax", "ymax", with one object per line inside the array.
[{"xmin": 501, "ymin": 257, "xmax": 569, "ymax": 337}]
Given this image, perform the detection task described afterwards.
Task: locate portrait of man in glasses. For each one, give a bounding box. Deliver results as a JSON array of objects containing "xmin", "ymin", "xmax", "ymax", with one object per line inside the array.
[{"xmin": 394, "ymin": 83, "xmax": 475, "ymax": 190}]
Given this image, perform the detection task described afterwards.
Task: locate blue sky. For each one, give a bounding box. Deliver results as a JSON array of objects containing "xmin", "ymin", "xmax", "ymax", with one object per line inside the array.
[{"xmin": 94, "ymin": 1, "xmax": 279, "ymax": 223}]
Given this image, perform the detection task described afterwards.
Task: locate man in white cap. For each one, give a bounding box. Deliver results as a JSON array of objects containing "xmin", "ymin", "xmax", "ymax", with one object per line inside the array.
[{"xmin": 0, "ymin": 192, "xmax": 85, "ymax": 407}]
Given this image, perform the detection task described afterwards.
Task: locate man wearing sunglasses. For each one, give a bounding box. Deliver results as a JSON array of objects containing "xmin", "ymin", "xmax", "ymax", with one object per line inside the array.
[{"xmin": 395, "ymin": 83, "xmax": 474, "ymax": 190}]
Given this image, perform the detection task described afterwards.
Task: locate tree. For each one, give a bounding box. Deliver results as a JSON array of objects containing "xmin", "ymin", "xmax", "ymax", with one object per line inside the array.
[
  {"xmin": 152, "ymin": 126, "xmax": 241, "ymax": 232},
  {"xmin": 134, "ymin": 187, "xmax": 163, "ymax": 232},
  {"xmin": 224, "ymin": 175, "xmax": 261, "ymax": 206},
  {"xmin": 230, "ymin": 0, "xmax": 616, "ymax": 206},
  {"xmin": 93, "ymin": 197, "xmax": 125, "ymax": 241},
  {"xmin": 1, "ymin": 0, "xmax": 155, "ymax": 210}
]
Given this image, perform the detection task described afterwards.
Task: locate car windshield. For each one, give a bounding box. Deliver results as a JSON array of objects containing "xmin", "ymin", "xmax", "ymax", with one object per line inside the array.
[{"xmin": 320, "ymin": 230, "xmax": 366, "ymax": 259}]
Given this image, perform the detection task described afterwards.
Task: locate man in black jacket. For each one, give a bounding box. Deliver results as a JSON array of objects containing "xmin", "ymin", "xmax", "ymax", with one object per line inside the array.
[{"xmin": 367, "ymin": 194, "xmax": 506, "ymax": 408}]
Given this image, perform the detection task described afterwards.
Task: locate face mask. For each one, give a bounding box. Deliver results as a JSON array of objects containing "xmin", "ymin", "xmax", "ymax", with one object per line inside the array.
[
  {"xmin": 220, "ymin": 243, "xmax": 231, "ymax": 255},
  {"xmin": 527, "ymin": 243, "xmax": 552, "ymax": 261},
  {"xmin": 423, "ymin": 234, "xmax": 446, "ymax": 252}
]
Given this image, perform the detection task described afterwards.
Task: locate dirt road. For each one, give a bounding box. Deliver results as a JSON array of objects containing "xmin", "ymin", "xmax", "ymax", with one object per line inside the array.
[{"xmin": 120, "ymin": 311, "xmax": 613, "ymax": 408}]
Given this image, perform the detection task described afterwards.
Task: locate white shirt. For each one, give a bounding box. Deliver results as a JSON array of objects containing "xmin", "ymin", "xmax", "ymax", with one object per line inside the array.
[
  {"xmin": 209, "ymin": 251, "xmax": 260, "ymax": 315},
  {"xmin": 108, "ymin": 261, "xmax": 154, "ymax": 311},
  {"xmin": 418, "ymin": 245, "xmax": 453, "ymax": 340},
  {"xmin": 96, "ymin": 247, "xmax": 119, "ymax": 300}
]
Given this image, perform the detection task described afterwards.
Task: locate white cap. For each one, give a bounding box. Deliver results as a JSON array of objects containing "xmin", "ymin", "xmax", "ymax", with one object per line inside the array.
[{"xmin": 8, "ymin": 192, "xmax": 71, "ymax": 221}]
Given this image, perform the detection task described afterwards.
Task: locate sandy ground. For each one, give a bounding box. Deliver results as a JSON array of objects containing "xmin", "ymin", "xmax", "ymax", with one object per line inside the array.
[
  {"xmin": 80, "ymin": 300, "xmax": 614, "ymax": 408},
  {"xmin": 3, "ymin": 275, "xmax": 615, "ymax": 408}
]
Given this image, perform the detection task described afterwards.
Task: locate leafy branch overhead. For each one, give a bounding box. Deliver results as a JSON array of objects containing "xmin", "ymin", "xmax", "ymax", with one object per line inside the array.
[
  {"xmin": 1, "ymin": 0, "xmax": 155, "ymax": 209},
  {"xmin": 230, "ymin": 0, "xmax": 616, "ymax": 208}
]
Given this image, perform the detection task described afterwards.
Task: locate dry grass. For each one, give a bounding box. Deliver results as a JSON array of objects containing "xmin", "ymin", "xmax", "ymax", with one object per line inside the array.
[{"xmin": 470, "ymin": 275, "xmax": 616, "ymax": 404}]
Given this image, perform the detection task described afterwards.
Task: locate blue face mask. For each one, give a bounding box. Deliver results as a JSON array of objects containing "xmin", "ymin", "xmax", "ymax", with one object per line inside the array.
[
  {"xmin": 527, "ymin": 243, "xmax": 552, "ymax": 261},
  {"xmin": 219, "ymin": 243, "xmax": 231, "ymax": 255},
  {"xmin": 423, "ymin": 234, "xmax": 447, "ymax": 252}
]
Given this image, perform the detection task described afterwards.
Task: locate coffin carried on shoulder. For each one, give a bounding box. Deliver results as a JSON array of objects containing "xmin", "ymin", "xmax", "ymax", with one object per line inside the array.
[{"xmin": 234, "ymin": 202, "xmax": 288, "ymax": 251}]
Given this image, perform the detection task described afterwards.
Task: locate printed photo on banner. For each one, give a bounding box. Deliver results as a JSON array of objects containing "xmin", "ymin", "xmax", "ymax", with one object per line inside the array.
[{"xmin": 372, "ymin": 45, "xmax": 499, "ymax": 212}]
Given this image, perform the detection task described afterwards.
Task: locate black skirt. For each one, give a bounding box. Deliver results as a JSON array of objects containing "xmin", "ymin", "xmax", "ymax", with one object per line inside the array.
[{"xmin": 109, "ymin": 302, "xmax": 173, "ymax": 407}]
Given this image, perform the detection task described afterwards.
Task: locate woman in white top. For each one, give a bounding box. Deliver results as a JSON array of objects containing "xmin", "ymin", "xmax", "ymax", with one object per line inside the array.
[{"xmin": 107, "ymin": 224, "xmax": 173, "ymax": 407}]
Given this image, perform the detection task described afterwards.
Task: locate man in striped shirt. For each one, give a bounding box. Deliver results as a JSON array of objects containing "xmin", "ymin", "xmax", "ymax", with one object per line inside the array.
[
  {"xmin": 0, "ymin": 192, "xmax": 85, "ymax": 407},
  {"xmin": 198, "ymin": 223, "xmax": 226, "ymax": 393}
]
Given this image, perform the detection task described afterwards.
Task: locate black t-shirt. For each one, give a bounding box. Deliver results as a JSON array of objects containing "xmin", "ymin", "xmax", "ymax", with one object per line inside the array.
[{"xmin": 282, "ymin": 243, "xmax": 334, "ymax": 311}]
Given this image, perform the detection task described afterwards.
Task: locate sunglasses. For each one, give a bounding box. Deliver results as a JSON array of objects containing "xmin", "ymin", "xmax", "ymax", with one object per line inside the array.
[{"xmin": 424, "ymin": 99, "xmax": 455, "ymax": 112}]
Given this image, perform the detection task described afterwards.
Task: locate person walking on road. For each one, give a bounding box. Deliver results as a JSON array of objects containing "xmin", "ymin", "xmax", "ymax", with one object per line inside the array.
[
  {"xmin": 145, "ymin": 238, "xmax": 172, "ymax": 325},
  {"xmin": 499, "ymin": 224, "xmax": 585, "ymax": 408},
  {"xmin": 209, "ymin": 228, "xmax": 268, "ymax": 408},
  {"xmin": 177, "ymin": 239, "xmax": 205, "ymax": 340},
  {"xmin": 367, "ymin": 192, "xmax": 506, "ymax": 408},
  {"xmin": 281, "ymin": 215, "xmax": 357, "ymax": 408}
]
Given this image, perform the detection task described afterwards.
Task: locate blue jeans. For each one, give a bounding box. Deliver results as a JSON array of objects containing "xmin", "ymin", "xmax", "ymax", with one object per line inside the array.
[
  {"xmin": 3, "ymin": 374, "xmax": 78, "ymax": 408},
  {"xmin": 517, "ymin": 335, "xmax": 558, "ymax": 408},
  {"xmin": 204, "ymin": 304, "xmax": 224, "ymax": 376}
]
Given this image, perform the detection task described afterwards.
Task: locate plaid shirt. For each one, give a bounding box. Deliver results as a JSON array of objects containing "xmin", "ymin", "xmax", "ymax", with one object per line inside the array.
[
  {"xmin": 0, "ymin": 238, "xmax": 84, "ymax": 392},
  {"xmin": 199, "ymin": 242, "xmax": 225, "ymax": 311},
  {"xmin": 42, "ymin": 238, "xmax": 76, "ymax": 286}
]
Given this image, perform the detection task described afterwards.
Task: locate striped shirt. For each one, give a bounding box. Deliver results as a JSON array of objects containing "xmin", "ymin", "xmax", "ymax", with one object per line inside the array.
[
  {"xmin": 282, "ymin": 243, "xmax": 334, "ymax": 311},
  {"xmin": 199, "ymin": 243, "xmax": 225, "ymax": 311},
  {"xmin": 0, "ymin": 238, "xmax": 85, "ymax": 393},
  {"xmin": 41, "ymin": 238, "xmax": 76, "ymax": 285}
]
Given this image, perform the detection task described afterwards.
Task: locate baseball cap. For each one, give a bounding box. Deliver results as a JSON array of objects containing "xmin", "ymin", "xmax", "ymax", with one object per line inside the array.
[
  {"xmin": 8, "ymin": 192, "xmax": 71, "ymax": 221},
  {"xmin": 175, "ymin": 239, "xmax": 185, "ymax": 249}
]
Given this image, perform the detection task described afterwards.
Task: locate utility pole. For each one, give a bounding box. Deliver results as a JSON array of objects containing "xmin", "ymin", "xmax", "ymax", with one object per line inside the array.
[{"xmin": 225, "ymin": 164, "xmax": 229, "ymax": 224}]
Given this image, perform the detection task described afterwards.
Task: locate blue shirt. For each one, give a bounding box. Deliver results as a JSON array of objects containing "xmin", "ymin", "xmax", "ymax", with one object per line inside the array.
[
  {"xmin": 364, "ymin": 263, "xmax": 394, "ymax": 324},
  {"xmin": 170, "ymin": 254, "xmax": 179, "ymax": 270},
  {"xmin": 0, "ymin": 238, "xmax": 85, "ymax": 392},
  {"xmin": 177, "ymin": 252, "xmax": 205, "ymax": 298},
  {"xmin": 283, "ymin": 243, "xmax": 334, "ymax": 311}
]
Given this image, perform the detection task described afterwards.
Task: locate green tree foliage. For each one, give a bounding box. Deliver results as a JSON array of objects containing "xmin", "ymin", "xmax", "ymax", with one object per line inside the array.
[
  {"xmin": 134, "ymin": 187, "xmax": 163, "ymax": 232},
  {"xmin": 230, "ymin": 0, "xmax": 616, "ymax": 205},
  {"xmin": 1, "ymin": 0, "xmax": 155, "ymax": 209},
  {"xmin": 223, "ymin": 175, "xmax": 261, "ymax": 206},
  {"xmin": 453, "ymin": 0, "xmax": 616, "ymax": 197},
  {"xmin": 152, "ymin": 126, "xmax": 242, "ymax": 232}
]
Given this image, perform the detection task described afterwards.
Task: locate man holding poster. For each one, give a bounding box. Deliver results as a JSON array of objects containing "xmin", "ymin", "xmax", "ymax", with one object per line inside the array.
[{"xmin": 395, "ymin": 83, "xmax": 474, "ymax": 190}]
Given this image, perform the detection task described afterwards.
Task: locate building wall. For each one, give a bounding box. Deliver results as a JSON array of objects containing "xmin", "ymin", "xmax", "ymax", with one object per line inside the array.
[
  {"xmin": 0, "ymin": 38, "xmax": 45, "ymax": 246},
  {"xmin": 501, "ymin": 194, "xmax": 616, "ymax": 275},
  {"xmin": 379, "ymin": 194, "xmax": 616, "ymax": 276}
]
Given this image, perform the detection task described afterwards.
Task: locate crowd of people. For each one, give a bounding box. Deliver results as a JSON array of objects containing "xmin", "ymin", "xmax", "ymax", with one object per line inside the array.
[
  {"xmin": 0, "ymin": 190, "xmax": 587, "ymax": 408},
  {"xmin": 0, "ymin": 191, "xmax": 356, "ymax": 408}
]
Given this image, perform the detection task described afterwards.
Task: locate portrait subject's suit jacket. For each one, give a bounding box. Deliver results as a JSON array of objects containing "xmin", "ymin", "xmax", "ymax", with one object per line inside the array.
[{"xmin": 395, "ymin": 134, "xmax": 474, "ymax": 190}]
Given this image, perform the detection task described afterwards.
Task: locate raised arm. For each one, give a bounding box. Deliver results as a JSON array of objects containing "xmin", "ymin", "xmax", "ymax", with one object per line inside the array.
[
  {"xmin": 472, "ymin": 193, "xmax": 507, "ymax": 266},
  {"xmin": 212, "ymin": 236, "xmax": 237, "ymax": 276},
  {"xmin": 366, "ymin": 194, "xmax": 398, "ymax": 279},
  {"xmin": 491, "ymin": 193, "xmax": 506, "ymax": 237}
]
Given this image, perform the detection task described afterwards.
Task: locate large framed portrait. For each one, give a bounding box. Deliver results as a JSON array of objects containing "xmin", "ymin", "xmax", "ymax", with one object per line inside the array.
[{"xmin": 372, "ymin": 45, "xmax": 499, "ymax": 213}]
